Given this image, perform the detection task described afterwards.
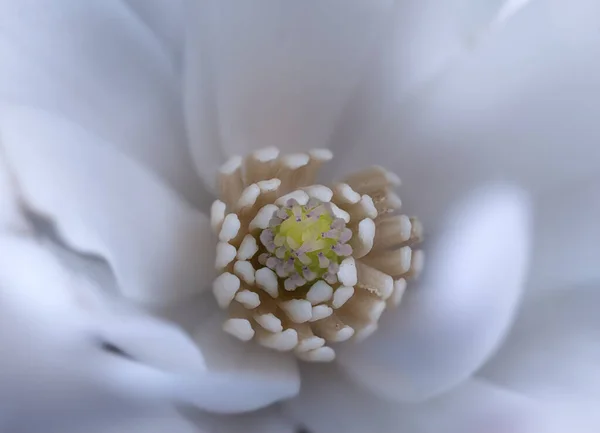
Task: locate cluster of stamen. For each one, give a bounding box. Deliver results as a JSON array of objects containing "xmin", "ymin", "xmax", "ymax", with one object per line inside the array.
[
  {"xmin": 258, "ymin": 197, "xmax": 352, "ymax": 291},
  {"xmin": 210, "ymin": 147, "xmax": 423, "ymax": 362}
]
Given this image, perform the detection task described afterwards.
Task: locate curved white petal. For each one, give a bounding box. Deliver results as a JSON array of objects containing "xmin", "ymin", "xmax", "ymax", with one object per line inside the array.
[
  {"xmin": 285, "ymin": 364, "xmax": 549, "ymax": 433},
  {"xmin": 88, "ymin": 407, "xmax": 205, "ymax": 433},
  {"xmin": 0, "ymin": 0, "xmax": 203, "ymax": 204},
  {"xmin": 527, "ymin": 175, "xmax": 600, "ymax": 293},
  {"xmin": 189, "ymin": 300, "xmax": 300, "ymax": 413},
  {"xmin": 184, "ymin": 406, "xmax": 296, "ymax": 433},
  {"xmin": 331, "ymin": 0, "xmax": 600, "ymax": 229},
  {"xmin": 184, "ymin": 1, "xmax": 394, "ymax": 189},
  {"xmin": 391, "ymin": 0, "xmax": 512, "ymax": 96},
  {"xmin": 0, "ymin": 235, "xmax": 205, "ymax": 430},
  {"xmin": 123, "ymin": 0, "xmax": 185, "ymax": 69},
  {"xmin": 480, "ymin": 284, "xmax": 600, "ymax": 402},
  {"xmin": 1, "ymin": 107, "xmax": 213, "ymax": 304},
  {"xmin": 0, "ymin": 147, "xmax": 27, "ymax": 231},
  {"xmin": 337, "ymin": 185, "xmax": 531, "ymax": 402}
]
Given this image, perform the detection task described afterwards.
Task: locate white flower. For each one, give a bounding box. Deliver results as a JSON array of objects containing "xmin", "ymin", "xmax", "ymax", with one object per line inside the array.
[{"xmin": 0, "ymin": 1, "xmax": 599, "ymax": 432}]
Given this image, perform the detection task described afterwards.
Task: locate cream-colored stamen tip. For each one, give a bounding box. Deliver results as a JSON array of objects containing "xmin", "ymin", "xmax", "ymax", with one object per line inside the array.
[{"xmin": 211, "ymin": 148, "xmax": 423, "ymax": 362}]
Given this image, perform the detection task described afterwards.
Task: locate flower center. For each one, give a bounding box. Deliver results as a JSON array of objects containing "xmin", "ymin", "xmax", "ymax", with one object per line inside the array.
[
  {"xmin": 210, "ymin": 148, "xmax": 423, "ymax": 362},
  {"xmin": 258, "ymin": 198, "xmax": 351, "ymax": 290}
]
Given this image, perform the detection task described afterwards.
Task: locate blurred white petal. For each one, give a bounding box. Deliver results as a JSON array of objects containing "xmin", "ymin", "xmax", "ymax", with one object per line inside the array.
[
  {"xmin": 183, "ymin": 406, "xmax": 296, "ymax": 433},
  {"xmin": 184, "ymin": 0, "xmax": 394, "ymax": 189},
  {"xmin": 391, "ymin": 0, "xmax": 513, "ymax": 96},
  {"xmin": 0, "ymin": 0, "xmax": 203, "ymax": 204},
  {"xmin": 481, "ymin": 284, "xmax": 600, "ymax": 402},
  {"xmin": 85, "ymin": 407, "xmax": 206, "ymax": 433},
  {"xmin": 1, "ymin": 107, "xmax": 213, "ymax": 304},
  {"xmin": 331, "ymin": 0, "xmax": 600, "ymax": 229},
  {"xmin": 190, "ymin": 300, "xmax": 300, "ymax": 413},
  {"xmin": 285, "ymin": 364, "xmax": 547, "ymax": 433},
  {"xmin": 122, "ymin": 0, "xmax": 185, "ymax": 69},
  {"xmin": 0, "ymin": 234, "xmax": 184, "ymax": 431},
  {"xmin": 338, "ymin": 185, "xmax": 531, "ymax": 401},
  {"xmin": 0, "ymin": 148, "xmax": 26, "ymax": 231},
  {"xmin": 527, "ymin": 174, "xmax": 600, "ymax": 293}
]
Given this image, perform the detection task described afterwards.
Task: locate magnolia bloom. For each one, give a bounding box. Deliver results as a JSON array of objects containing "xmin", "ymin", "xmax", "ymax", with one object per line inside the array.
[{"xmin": 1, "ymin": 1, "xmax": 600, "ymax": 433}]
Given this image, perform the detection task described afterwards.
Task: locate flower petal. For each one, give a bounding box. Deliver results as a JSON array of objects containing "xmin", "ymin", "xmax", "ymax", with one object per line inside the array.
[
  {"xmin": 88, "ymin": 407, "xmax": 205, "ymax": 433},
  {"xmin": 0, "ymin": 148, "xmax": 27, "ymax": 231},
  {"xmin": 337, "ymin": 185, "xmax": 531, "ymax": 402},
  {"xmin": 122, "ymin": 0, "xmax": 185, "ymax": 69},
  {"xmin": 188, "ymin": 298, "xmax": 300, "ymax": 413},
  {"xmin": 0, "ymin": 0, "xmax": 203, "ymax": 204},
  {"xmin": 183, "ymin": 406, "xmax": 296, "ymax": 433},
  {"xmin": 391, "ymin": 0, "xmax": 512, "ymax": 96},
  {"xmin": 184, "ymin": 1, "xmax": 394, "ymax": 189},
  {"xmin": 1, "ymin": 107, "xmax": 213, "ymax": 304},
  {"xmin": 480, "ymin": 284, "xmax": 600, "ymax": 402},
  {"xmin": 0, "ymin": 234, "xmax": 205, "ymax": 431},
  {"xmin": 285, "ymin": 364, "xmax": 547, "ymax": 433},
  {"xmin": 527, "ymin": 175, "xmax": 600, "ymax": 293},
  {"xmin": 331, "ymin": 0, "xmax": 600, "ymax": 229}
]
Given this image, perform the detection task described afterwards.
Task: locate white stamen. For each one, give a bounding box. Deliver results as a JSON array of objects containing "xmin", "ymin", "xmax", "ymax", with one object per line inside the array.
[
  {"xmin": 359, "ymin": 195, "xmax": 378, "ymax": 219},
  {"xmin": 220, "ymin": 155, "xmax": 243, "ymax": 174},
  {"xmin": 233, "ymin": 260, "xmax": 255, "ymax": 285},
  {"xmin": 236, "ymin": 184, "xmax": 261, "ymax": 211},
  {"xmin": 297, "ymin": 346, "xmax": 335, "ymax": 362},
  {"xmin": 296, "ymin": 336, "xmax": 325, "ymax": 352},
  {"xmin": 237, "ymin": 235, "xmax": 259, "ymax": 260},
  {"xmin": 309, "ymin": 305, "xmax": 333, "ymax": 321},
  {"xmin": 368, "ymin": 300, "xmax": 387, "ymax": 322},
  {"xmin": 255, "ymin": 268, "xmax": 279, "ymax": 298},
  {"xmin": 410, "ymin": 250, "xmax": 425, "ymax": 277},
  {"xmin": 351, "ymin": 218, "xmax": 375, "ymax": 258},
  {"xmin": 215, "ymin": 242, "xmax": 237, "ymax": 270},
  {"xmin": 303, "ymin": 185, "xmax": 333, "ymax": 202},
  {"xmin": 398, "ymin": 215, "xmax": 413, "ymax": 241},
  {"xmin": 355, "ymin": 323, "xmax": 378, "ymax": 342},
  {"xmin": 386, "ymin": 191, "xmax": 403, "ymax": 209},
  {"xmin": 254, "ymin": 313, "xmax": 283, "ymax": 333},
  {"xmin": 337, "ymin": 257, "xmax": 357, "ymax": 286},
  {"xmin": 254, "ymin": 146, "xmax": 280, "ymax": 162},
  {"xmin": 235, "ymin": 290, "xmax": 261, "ymax": 309},
  {"xmin": 212, "ymin": 272, "xmax": 240, "ymax": 308},
  {"xmin": 257, "ymin": 178, "xmax": 281, "ymax": 193},
  {"xmin": 281, "ymin": 299, "xmax": 313, "ymax": 323},
  {"xmin": 372, "ymin": 215, "xmax": 412, "ymax": 250},
  {"xmin": 329, "ymin": 203, "xmax": 350, "ymax": 223},
  {"xmin": 308, "ymin": 148, "xmax": 333, "ymax": 162},
  {"xmin": 249, "ymin": 204, "xmax": 279, "ymax": 231},
  {"xmin": 219, "ymin": 213, "xmax": 241, "ymax": 242},
  {"xmin": 223, "ymin": 319, "xmax": 255, "ymax": 341},
  {"xmin": 332, "ymin": 286, "xmax": 354, "ymax": 309},
  {"xmin": 391, "ymin": 278, "xmax": 407, "ymax": 307},
  {"xmin": 306, "ymin": 280, "xmax": 333, "ymax": 305},
  {"xmin": 398, "ymin": 246, "xmax": 412, "ymax": 274},
  {"xmin": 210, "ymin": 200, "xmax": 227, "ymax": 233},
  {"xmin": 333, "ymin": 183, "xmax": 361, "ymax": 204},
  {"xmin": 275, "ymin": 190, "xmax": 309, "ymax": 207},
  {"xmin": 257, "ymin": 329, "xmax": 298, "ymax": 351},
  {"xmin": 356, "ymin": 261, "xmax": 394, "ymax": 299},
  {"xmin": 385, "ymin": 170, "xmax": 401, "ymax": 186},
  {"xmin": 333, "ymin": 326, "xmax": 355, "ymax": 342},
  {"xmin": 281, "ymin": 153, "xmax": 310, "ymax": 170}
]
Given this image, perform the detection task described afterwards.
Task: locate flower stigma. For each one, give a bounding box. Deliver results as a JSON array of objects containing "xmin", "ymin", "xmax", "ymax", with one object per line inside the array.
[{"xmin": 211, "ymin": 148, "xmax": 423, "ymax": 362}]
